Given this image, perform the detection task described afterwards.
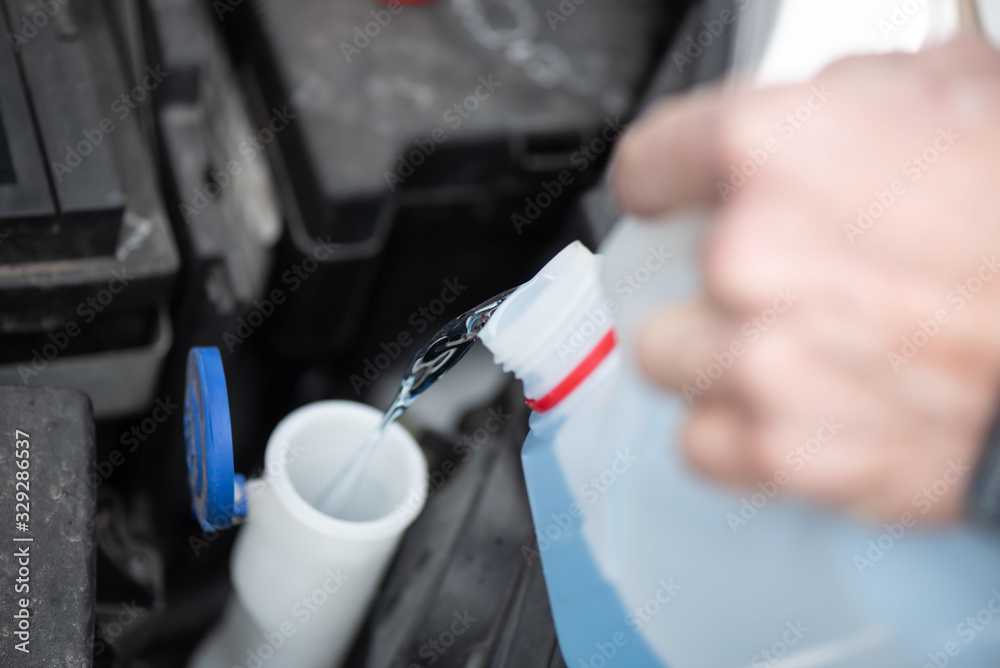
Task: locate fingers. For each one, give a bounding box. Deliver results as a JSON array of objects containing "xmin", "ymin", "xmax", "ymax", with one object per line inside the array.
[
  {"xmin": 919, "ymin": 35, "xmax": 1000, "ymax": 80},
  {"xmin": 611, "ymin": 40, "xmax": 1000, "ymax": 222},
  {"xmin": 683, "ymin": 403, "xmax": 974, "ymax": 525},
  {"xmin": 619, "ymin": 43, "xmax": 1000, "ymax": 527},
  {"xmin": 635, "ymin": 299, "xmax": 739, "ymax": 393},
  {"xmin": 612, "ymin": 87, "xmax": 726, "ymax": 216},
  {"xmin": 641, "ymin": 293, "xmax": 980, "ymax": 524},
  {"xmin": 681, "ymin": 403, "xmax": 752, "ymax": 488},
  {"xmin": 745, "ymin": 413, "xmax": 880, "ymax": 507}
]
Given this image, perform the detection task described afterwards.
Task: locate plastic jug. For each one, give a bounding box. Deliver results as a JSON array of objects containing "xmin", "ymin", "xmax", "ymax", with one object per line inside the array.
[{"xmin": 478, "ymin": 215, "xmax": 1000, "ymax": 668}]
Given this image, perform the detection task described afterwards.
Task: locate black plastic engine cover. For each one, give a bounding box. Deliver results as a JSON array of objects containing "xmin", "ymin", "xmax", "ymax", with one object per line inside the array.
[{"xmin": 0, "ymin": 386, "xmax": 96, "ymax": 667}]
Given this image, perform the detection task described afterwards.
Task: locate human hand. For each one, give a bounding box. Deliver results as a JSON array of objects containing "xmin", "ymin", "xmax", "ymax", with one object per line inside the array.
[{"xmin": 613, "ymin": 37, "xmax": 1000, "ymax": 525}]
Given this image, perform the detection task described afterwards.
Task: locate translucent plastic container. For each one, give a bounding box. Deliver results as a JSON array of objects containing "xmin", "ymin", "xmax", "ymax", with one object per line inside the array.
[
  {"xmin": 190, "ymin": 400, "xmax": 427, "ymax": 668},
  {"xmin": 479, "ymin": 216, "xmax": 1000, "ymax": 668}
]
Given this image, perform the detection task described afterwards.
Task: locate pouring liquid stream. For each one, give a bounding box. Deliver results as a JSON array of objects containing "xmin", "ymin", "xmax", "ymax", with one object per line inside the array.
[{"xmin": 317, "ymin": 288, "xmax": 517, "ymax": 517}]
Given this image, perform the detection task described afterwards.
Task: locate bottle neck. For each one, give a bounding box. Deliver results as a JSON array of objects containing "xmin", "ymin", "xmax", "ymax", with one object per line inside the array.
[
  {"xmin": 525, "ymin": 329, "xmax": 617, "ymax": 413},
  {"xmin": 479, "ymin": 241, "xmax": 615, "ymax": 408}
]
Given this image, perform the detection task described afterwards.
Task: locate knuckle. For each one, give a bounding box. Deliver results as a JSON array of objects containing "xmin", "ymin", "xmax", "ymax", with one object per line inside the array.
[
  {"xmin": 680, "ymin": 432, "xmax": 725, "ymax": 481},
  {"xmin": 746, "ymin": 440, "xmax": 788, "ymax": 481},
  {"xmin": 703, "ymin": 225, "xmax": 750, "ymax": 305},
  {"xmin": 703, "ymin": 214, "xmax": 786, "ymax": 311}
]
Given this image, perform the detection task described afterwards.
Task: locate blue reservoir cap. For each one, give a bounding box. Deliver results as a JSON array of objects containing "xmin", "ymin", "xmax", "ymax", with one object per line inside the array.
[{"xmin": 184, "ymin": 347, "xmax": 245, "ymax": 531}]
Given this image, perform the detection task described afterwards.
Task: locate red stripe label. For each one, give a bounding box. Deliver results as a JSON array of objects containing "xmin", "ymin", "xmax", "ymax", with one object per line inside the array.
[{"xmin": 525, "ymin": 329, "xmax": 617, "ymax": 413}]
